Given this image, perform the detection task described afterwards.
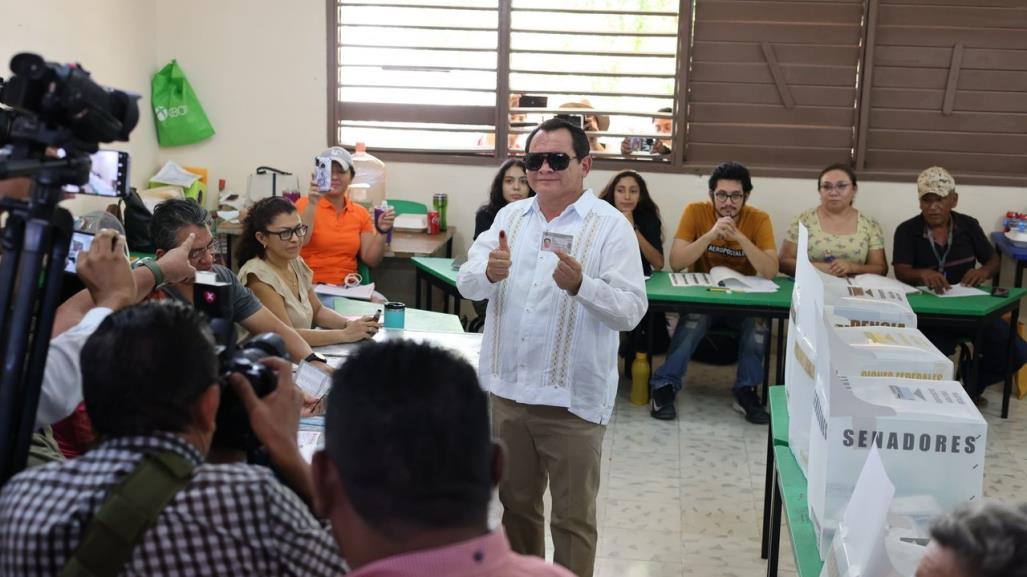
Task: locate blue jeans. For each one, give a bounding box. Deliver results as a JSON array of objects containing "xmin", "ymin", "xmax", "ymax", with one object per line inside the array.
[{"xmin": 650, "ymin": 314, "xmax": 768, "ymax": 396}]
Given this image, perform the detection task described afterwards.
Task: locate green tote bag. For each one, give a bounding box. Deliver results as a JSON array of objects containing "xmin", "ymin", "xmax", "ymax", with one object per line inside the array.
[{"xmin": 151, "ymin": 60, "xmax": 215, "ymax": 147}]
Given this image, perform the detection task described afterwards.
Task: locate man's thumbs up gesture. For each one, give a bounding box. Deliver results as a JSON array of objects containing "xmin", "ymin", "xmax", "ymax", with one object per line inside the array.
[{"xmin": 486, "ymin": 230, "xmax": 511, "ymax": 283}]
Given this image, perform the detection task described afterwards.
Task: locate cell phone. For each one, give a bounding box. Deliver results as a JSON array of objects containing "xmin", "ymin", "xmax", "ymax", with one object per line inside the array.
[
  {"xmin": 65, "ymin": 231, "xmax": 95, "ymax": 274},
  {"xmin": 314, "ymin": 156, "xmax": 332, "ymax": 192},
  {"xmin": 992, "ymin": 286, "xmax": 1010, "ymax": 297},
  {"xmin": 554, "ymin": 113, "xmax": 583, "ymax": 128},
  {"xmin": 373, "ymin": 310, "xmax": 382, "ymax": 322},
  {"xmin": 628, "ymin": 137, "xmax": 656, "ymax": 152},
  {"xmin": 64, "ymin": 150, "xmax": 131, "ymax": 198},
  {"xmin": 518, "ymin": 95, "xmax": 547, "ymax": 108}
]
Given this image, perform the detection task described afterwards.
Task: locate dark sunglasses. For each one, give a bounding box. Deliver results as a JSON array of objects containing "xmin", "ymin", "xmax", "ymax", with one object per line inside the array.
[
  {"xmin": 524, "ymin": 152, "xmax": 578, "ymax": 172},
  {"xmin": 264, "ymin": 224, "xmax": 309, "ymax": 241}
]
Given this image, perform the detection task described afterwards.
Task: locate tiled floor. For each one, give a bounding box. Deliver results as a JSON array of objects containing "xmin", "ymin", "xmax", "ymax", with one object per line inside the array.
[{"xmin": 489, "ymin": 355, "xmax": 1027, "ymax": 577}]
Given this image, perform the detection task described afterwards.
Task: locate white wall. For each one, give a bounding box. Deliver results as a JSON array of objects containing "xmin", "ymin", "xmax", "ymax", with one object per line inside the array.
[
  {"xmin": 5, "ymin": 1, "xmax": 1025, "ymax": 279},
  {"xmin": 2, "ymin": 0, "xmax": 159, "ymax": 214},
  {"xmin": 153, "ymin": 0, "xmax": 328, "ymax": 210}
]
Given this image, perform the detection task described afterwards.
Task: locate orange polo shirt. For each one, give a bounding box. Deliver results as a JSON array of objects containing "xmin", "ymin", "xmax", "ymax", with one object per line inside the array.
[{"xmin": 296, "ymin": 196, "xmax": 374, "ymax": 284}]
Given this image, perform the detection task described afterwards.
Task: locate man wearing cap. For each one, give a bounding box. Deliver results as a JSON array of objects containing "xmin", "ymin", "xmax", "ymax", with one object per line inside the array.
[
  {"xmin": 297, "ymin": 147, "xmax": 395, "ymax": 286},
  {"xmin": 893, "ymin": 166, "xmax": 1027, "ymax": 399}
]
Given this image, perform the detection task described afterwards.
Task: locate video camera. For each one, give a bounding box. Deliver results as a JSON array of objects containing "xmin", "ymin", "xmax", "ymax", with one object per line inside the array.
[
  {"xmin": 0, "ymin": 53, "xmax": 140, "ymax": 485},
  {"xmin": 194, "ymin": 273, "xmax": 287, "ymax": 455}
]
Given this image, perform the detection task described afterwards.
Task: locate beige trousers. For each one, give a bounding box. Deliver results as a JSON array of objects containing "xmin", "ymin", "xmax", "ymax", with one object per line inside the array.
[{"xmin": 491, "ymin": 394, "xmax": 605, "ymax": 577}]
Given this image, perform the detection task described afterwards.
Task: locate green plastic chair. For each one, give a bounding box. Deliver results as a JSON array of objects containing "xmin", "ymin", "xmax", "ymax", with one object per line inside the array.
[
  {"xmin": 358, "ymin": 261, "xmax": 372, "ymax": 285},
  {"xmin": 388, "ymin": 199, "xmax": 428, "ymax": 216}
]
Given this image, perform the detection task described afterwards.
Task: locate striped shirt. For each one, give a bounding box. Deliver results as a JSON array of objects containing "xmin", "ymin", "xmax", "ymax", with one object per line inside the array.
[{"xmin": 0, "ymin": 432, "xmax": 345, "ymax": 577}]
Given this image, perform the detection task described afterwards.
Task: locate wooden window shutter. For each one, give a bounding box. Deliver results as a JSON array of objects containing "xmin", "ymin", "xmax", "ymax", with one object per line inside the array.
[
  {"xmin": 857, "ymin": 0, "xmax": 1027, "ymax": 179},
  {"xmin": 686, "ymin": 0, "xmax": 864, "ymax": 171}
]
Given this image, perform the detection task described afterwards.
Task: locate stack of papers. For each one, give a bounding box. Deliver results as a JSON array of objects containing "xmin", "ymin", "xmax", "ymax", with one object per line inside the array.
[
  {"xmin": 669, "ymin": 266, "xmax": 779, "ymax": 292},
  {"xmin": 315, "ymin": 282, "xmax": 376, "ymax": 301},
  {"xmin": 917, "ymin": 285, "xmax": 989, "ymax": 298}
]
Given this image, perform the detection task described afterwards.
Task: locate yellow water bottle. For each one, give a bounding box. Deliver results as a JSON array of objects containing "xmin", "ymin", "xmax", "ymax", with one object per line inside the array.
[{"xmin": 630, "ymin": 352, "xmax": 650, "ymax": 405}]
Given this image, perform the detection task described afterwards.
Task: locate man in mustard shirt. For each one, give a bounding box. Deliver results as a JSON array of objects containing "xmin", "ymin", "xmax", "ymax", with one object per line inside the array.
[{"xmin": 650, "ymin": 162, "xmax": 779, "ymax": 423}]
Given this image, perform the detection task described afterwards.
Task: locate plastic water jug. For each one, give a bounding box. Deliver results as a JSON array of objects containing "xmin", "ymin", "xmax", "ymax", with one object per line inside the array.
[{"xmin": 349, "ymin": 142, "xmax": 386, "ymax": 209}]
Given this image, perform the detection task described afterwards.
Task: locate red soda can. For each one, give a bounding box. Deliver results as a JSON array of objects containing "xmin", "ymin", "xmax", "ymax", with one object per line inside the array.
[{"xmin": 427, "ymin": 210, "xmax": 440, "ymax": 234}]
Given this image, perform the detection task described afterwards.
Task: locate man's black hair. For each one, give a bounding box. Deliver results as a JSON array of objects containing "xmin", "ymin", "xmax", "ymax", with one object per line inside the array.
[
  {"xmin": 323, "ymin": 340, "xmax": 492, "ymax": 537},
  {"xmin": 525, "ymin": 118, "xmax": 590, "ymax": 161},
  {"xmin": 708, "ymin": 161, "xmax": 753, "ymax": 194},
  {"xmin": 82, "ymin": 301, "xmax": 219, "ymax": 438},
  {"xmin": 149, "ymin": 198, "xmax": 210, "ymax": 252}
]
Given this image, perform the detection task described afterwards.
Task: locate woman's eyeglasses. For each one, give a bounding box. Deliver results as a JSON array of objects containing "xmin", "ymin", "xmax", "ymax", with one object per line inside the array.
[
  {"xmin": 264, "ymin": 224, "xmax": 310, "ymax": 241},
  {"xmin": 819, "ymin": 182, "xmax": 852, "ymax": 193},
  {"xmin": 524, "ymin": 152, "xmax": 578, "ymax": 171}
]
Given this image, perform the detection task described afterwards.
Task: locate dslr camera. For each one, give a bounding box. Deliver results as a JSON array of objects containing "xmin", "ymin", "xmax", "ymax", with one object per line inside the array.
[{"xmin": 194, "ymin": 272, "xmax": 287, "ymax": 453}]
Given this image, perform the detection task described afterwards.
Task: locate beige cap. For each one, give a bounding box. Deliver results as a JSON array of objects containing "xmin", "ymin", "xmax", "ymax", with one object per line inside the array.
[{"xmin": 917, "ymin": 166, "xmax": 955, "ymax": 199}]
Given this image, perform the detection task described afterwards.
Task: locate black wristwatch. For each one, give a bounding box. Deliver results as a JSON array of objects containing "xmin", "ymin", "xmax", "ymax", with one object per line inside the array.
[{"xmin": 304, "ymin": 352, "xmax": 327, "ymax": 364}]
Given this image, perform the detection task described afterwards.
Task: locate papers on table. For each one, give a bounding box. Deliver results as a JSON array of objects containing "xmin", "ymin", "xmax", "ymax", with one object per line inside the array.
[
  {"xmin": 669, "ymin": 266, "xmax": 779, "ymax": 292},
  {"xmin": 297, "ymin": 431, "xmax": 322, "ymax": 464},
  {"xmin": 295, "ymin": 361, "xmax": 331, "ymax": 399},
  {"xmin": 837, "ymin": 274, "xmax": 920, "ymax": 295},
  {"xmin": 916, "ymin": 285, "xmax": 989, "ymax": 298},
  {"xmin": 315, "ymin": 282, "xmax": 376, "ymax": 301}
]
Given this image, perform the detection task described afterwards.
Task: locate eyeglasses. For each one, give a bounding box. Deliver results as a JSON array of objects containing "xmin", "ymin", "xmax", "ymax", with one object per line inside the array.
[
  {"xmin": 524, "ymin": 152, "xmax": 578, "ymax": 171},
  {"xmin": 264, "ymin": 224, "xmax": 309, "ymax": 241},
  {"xmin": 713, "ymin": 191, "xmax": 745, "ymax": 202},
  {"xmin": 819, "ymin": 182, "xmax": 852, "ymax": 193},
  {"xmin": 188, "ymin": 239, "xmax": 219, "ymax": 261}
]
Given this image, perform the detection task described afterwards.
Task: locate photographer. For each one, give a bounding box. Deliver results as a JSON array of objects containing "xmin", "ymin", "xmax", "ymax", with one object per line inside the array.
[
  {"xmin": 35, "ymin": 229, "xmax": 139, "ymax": 431},
  {"xmin": 0, "ymin": 301, "xmax": 344, "ymax": 576}
]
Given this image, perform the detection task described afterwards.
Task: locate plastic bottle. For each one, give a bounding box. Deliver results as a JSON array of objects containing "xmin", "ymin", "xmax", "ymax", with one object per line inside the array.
[
  {"xmin": 433, "ymin": 193, "xmax": 448, "ymax": 231},
  {"xmin": 349, "ymin": 142, "xmax": 386, "ymax": 209},
  {"xmin": 630, "ymin": 352, "xmax": 650, "ymax": 406}
]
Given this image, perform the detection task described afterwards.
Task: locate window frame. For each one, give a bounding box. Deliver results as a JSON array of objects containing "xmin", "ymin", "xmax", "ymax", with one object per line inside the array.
[{"xmin": 327, "ymin": 0, "xmax": 1027, "ymax": 186}]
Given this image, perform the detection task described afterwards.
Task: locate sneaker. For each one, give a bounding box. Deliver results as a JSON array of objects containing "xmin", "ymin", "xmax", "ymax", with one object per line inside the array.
[
  {"xmin": 650, "ymin": 385, "xmax": 677, "ymax": 420},
  {"xmin": 732, "ymin": 388, "xmax": 770, "ymax": 425}
]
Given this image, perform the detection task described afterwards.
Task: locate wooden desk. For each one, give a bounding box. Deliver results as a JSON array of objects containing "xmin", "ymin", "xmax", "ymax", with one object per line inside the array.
[{"xmin": 387, "ymin": 228, "xmax": 454, "ymax": 258}]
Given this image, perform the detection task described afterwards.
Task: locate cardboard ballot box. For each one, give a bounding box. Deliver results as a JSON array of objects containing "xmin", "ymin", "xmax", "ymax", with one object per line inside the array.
[
  {"xmin": 807, "ymin": 373, "xmax": 986, "ymax": 559},
  {"xmin": 823, "ymin": 283, "xmax": 917, "ymax": 330},
  {"xmin": 787, "ymin": 317, "xmax": 936, "ymax": 477}
]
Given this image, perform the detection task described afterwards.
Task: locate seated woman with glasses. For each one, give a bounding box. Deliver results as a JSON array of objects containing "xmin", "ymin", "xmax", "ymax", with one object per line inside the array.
[
  {"xmin": 779, "ymin": 164, "xmax": 887, "ymax": 277},
  {"xmin": 236, "ymin": 197, "xmax": 380, "ymax": 347}
]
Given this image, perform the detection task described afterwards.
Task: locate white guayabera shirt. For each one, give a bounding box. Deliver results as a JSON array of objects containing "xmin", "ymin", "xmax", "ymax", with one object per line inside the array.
[{"xmin": 458, "ymin": 190, "xmax": 647, "ymax": 425}]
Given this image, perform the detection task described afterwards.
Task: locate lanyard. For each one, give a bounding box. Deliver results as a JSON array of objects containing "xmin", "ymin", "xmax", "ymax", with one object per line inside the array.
[{"xmin": 926, "ymin": 219, "xmax": 954, "ymax": 274}]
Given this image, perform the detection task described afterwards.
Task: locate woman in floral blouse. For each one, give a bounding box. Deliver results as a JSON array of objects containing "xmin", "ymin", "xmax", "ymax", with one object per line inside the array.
[{"xmin": 779, "ymin": 164, "xmax": 888, "ymax": 277}]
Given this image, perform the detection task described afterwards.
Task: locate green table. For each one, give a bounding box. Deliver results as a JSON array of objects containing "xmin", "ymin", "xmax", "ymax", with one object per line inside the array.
[
  {"xmin": 763, "ymin": 386, "xmax": 822, "ymax": 577},
  {"xmin": 769, "ymin": 445, "xmax": 823, "ymax": 577},
  {"xmin": 332, "ymin": 297, "xmax": 464, "ymax": 333},
  {"xmin": 762, "ymin": 386, "xmax": 790, "ymax": 559},
  {"xmin": 645, "ymin": 273, "xmax": 795, "ymax": 399},
  {"xmin": 907, "ymin": 286, "xmax": 1026, "ymax": 418},
  {"xmin": 411, "ymin": 257, "xmax": 463, "ymax": 315}
]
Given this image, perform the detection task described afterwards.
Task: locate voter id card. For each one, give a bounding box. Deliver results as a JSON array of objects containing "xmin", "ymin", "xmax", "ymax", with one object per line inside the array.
[{"xmin": 540, "ymin": 232, "xmax": 573, "ymax": 253}]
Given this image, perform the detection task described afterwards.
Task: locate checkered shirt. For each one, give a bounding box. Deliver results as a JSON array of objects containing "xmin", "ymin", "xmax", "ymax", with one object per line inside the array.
[{"xmin": 0, "ymin": 432, "xmax": 346, "ymax": 577}]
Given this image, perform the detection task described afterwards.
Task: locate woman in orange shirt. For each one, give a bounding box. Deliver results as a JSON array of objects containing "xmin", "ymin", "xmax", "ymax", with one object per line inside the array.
[{"xmin": 296, "ymin": 147, "xmax": 395, "ymax": 286}]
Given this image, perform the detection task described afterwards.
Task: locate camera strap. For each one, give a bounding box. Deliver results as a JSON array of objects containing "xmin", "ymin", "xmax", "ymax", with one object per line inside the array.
[{"xmin": 58, "ymin": 450, "xmax": 195, "ymax": 577}]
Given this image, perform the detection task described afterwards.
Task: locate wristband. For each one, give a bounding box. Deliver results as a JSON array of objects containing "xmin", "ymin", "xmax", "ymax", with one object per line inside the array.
[
  {"xmin": 133, "ymin": 257, "xmax": 165, "ymax": 290},
  {"xmin": 375, "ymin": 222, "xmax": 391, "ymax": 235}
]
